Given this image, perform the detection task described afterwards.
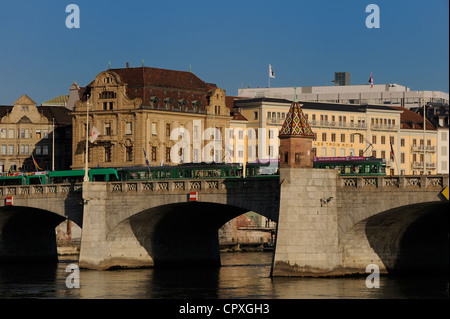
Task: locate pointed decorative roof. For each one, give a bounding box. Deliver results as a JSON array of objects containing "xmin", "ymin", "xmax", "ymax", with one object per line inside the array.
[{"xmin": 279, "ymin": 87, "xmax": 315, "ymax": 137}]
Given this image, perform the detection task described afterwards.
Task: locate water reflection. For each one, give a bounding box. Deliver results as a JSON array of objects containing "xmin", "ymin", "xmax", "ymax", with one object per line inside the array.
[{"xmin": 0, "ymin": 252, "xmax": 448, "ymax": 299}]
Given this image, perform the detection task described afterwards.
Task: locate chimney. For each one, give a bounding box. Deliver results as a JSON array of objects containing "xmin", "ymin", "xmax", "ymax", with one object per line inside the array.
[{"xmin": 126, "ymin": 62, "xmax": 129, "ymax": 68}]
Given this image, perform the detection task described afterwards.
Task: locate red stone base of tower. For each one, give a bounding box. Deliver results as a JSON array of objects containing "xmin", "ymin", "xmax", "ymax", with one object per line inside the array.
[{"xmin": 279, "ymin": 135, "xmax": 314, "ymax": 169}]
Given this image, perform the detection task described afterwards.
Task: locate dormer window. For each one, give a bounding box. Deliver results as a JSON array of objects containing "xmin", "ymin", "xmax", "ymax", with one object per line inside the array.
[
  {"xmin": 178, "ymin": 99, "xmax": 187, "ymax": 111},
  {"xmin": 164, "ymin": 98, "xmax": 173, "ymax": 110},
  {"xmin": 149, "ymin": 96, "xmax": 159, "ymax": 108}
]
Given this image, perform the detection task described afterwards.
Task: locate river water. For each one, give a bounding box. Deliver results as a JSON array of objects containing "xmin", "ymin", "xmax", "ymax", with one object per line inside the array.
[{"xmin": 0, "ymin": 252, "xmax": 447, "ymax": 300}]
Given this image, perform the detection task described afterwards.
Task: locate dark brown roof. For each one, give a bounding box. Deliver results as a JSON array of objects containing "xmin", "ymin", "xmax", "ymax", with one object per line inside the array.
[
  {"xmin": 111, "ymin": 67, "xmax": 213, "ymax": 92},
  {"xmin": 38, "ymin": 105, "xmax": 72, "ymax": 126},
  {"xmin": 0, "ymin": 105, "xmax": 13, "ymax": 118},
  {"xmin": 390, "ymin": 106, "xmax": 436, "ymax": 130},
  {"xmin": 80, "ymin": 67, "xmax": 219, "ymax": 112}
]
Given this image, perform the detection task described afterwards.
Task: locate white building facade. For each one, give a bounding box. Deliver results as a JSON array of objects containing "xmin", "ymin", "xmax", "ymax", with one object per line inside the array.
[
  {"xmin": 238, "ymin": 84, "xmax": 449, "ymax": 109},
  {"xmin": 437, "ymin": 127, "xmax": 449, "ymax": 174}
]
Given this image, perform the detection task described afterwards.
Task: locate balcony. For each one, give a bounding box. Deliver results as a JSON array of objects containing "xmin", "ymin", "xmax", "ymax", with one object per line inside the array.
[
  {"xmin": 412, "ymin": 162, "xmax": 436, "ymax": 169},
  {"xmin": 370, "ymin": 124, "xmax": 398, "ymax": 131},
  {"xmin": 266, "ymin": 118, "xmax": 285, "ymax": 126},
  {"xmin": 309, "ymin": 120, "xmax": 367, "ymax": 129},
  {"xmin": 411, "ymin": 145, "xmax": 436, "ymax": 152}
]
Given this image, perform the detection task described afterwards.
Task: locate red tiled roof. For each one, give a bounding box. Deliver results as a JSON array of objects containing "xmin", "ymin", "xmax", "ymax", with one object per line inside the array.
[
  {"xmin": 225, "ymin": 96, "xmax": 248, "ymax": 121},
  {"xmin": 231, "ymin": 110, "xmax": 248, "ymax": 121},
  {"xmin": 390, "ymin": 106, "xmax": 436, "ymax": 130},
  {"xmin": 225, "ymin": 96, "xmax": 246, "ymax": 111}
]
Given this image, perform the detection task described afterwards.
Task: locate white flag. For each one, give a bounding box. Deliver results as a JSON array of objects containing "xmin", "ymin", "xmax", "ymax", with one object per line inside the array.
[
  {"xmin": 89, "ymin": 126, "xmax": 101, "ymax": 143},
  {"xmin": 269, "ymin": 64, "xmax": 275, "ymax": 78}
]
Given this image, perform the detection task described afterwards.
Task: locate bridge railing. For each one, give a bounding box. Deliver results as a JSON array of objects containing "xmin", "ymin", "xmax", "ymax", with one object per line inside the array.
[
  {"xmin": 339, "ymin": 174, "xmax": 449, "ymax": 189},
  {"xmin": 0, "ymin": 183, "xmax": 82, "ymax": 197},
  {"xmin": 0, "ymin": 178, "xmax": 280, "ymax": 198},
  {"xmin": 107, "ymin": 178, "xmax": 279, "ymax": 193}
]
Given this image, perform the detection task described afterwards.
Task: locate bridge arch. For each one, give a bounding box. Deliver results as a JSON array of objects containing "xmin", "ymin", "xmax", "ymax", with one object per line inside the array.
[
  {"xmin": 0, "ymin": 206, "xmax": 67, "ymax": 262},
  {"xmin": 340, "ymin": 201, "xmax": 449, "ymax": 274},
  {"xmin": 102, "ymin": 201, "xmax": 267, "ymax": 269}
]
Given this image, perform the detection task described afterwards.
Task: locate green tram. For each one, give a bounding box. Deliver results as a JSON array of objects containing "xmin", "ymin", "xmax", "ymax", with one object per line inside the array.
[
  {"xmin": 0, "ymin": 161, "xmax": 280, "ymax": 186},
  {"xmin": 118, "ymin": 163, "xmax": 244, "ymax": 181},
  {"xmin": 118, "ymin": 161, "xmax": 280, "ymax": 181},
  {"xmin": 245, "ymin": 160, "xmax": 279, "ymax": 178},
  {"xmin": 313, "ymin": 156, "xmax": 386, "ymax": 176},
  {"xmin": 0, "ymin": 172, "xmax": 48, "ymax": 185},
  {"xmin": 0, "ymin": 168, "xmax": 119, "ymax": 185}
]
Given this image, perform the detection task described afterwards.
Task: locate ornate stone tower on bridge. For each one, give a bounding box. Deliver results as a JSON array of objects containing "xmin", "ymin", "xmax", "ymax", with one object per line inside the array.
[{"xmin": 278, "ymin": 88, "xmax": 315, "ymax": 168}]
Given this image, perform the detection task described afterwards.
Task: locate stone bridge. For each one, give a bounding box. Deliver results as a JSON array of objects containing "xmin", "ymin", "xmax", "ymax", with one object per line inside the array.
[
  {"xmin": 272, "ymin": 169, "xmax": 448, "ymax": 276},
  {"xmin": 78, "ymin": 177, "xmax": 279, "ymax": 269},
  {"xmin": 0, "ymin": 170, "xmax": 448, "ymax": 276}
]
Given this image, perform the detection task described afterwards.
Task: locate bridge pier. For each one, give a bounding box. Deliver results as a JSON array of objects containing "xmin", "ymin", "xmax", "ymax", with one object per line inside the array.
[
  {"xmin": 78, "ymin": 182, "xmax": 155, "ymax": 270},
  {"xmin": 78, "ymin": 182, "xmax": 111, "ymax": 269},
  {"xmin": 271, "ymin": 168, "xmax": 343, "ymax": 277}
]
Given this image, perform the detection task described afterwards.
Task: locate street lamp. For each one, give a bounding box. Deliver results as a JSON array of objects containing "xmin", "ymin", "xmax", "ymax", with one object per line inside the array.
[{"xmin": 84, "ymin": 94, "xmax": 90, "ymax": 182}]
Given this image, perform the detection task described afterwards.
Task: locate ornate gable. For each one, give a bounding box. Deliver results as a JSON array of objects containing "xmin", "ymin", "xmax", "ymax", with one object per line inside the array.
[
  {"xmin": 1, "ymin": 94, "xmax": 48, "ymax": 124},
  {"xmin": 14, "ymin": 94, "xmax": 36, "ymax": 106}
]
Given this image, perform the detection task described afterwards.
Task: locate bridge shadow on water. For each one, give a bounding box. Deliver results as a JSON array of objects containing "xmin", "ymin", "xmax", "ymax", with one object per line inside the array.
[{"xmin": 365, "ymin": 201, "xmax": 449, "ymax": 276}]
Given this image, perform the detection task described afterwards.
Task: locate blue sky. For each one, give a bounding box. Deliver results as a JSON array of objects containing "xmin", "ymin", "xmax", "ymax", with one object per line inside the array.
[{"xmin": 0, "ymin": 0, "xmax": 448, "ymax": 105}]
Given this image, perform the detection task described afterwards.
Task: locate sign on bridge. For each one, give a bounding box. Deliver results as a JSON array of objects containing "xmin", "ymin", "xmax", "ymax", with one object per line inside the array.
[{"xmin": 439, "ymin": 186, "xmax": 449, "ymax": 201}]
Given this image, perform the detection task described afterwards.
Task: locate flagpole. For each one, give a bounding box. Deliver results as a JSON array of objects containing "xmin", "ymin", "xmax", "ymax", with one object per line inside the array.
[
  {"xmin": 422, "ymin": 96, "xmax": 426, "ymax": 174},
  {"xmin": 52, "ymin": 118, "xmax": 55, "ymax": 171},
  {"xmin": 84, "ymin": 94, "xmax": 90, "ymax": 182}
]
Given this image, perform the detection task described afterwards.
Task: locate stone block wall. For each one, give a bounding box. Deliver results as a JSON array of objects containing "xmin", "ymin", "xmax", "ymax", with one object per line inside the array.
[{"xmin": 272, "ymin": 168, "xmax": 341, "ymax": 276}]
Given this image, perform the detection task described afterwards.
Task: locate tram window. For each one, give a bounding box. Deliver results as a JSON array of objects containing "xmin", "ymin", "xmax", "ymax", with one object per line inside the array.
[
  {"xmin": 344, "ymin": 166, "xmax": 351, "ymax": 174},
  {"xmin": 28, "ymin": 177, "xmax": 43, "ymax": 185},
  {"xmin": 93, "ymin": 175, "xmax": 106, "ymax": 182}
]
